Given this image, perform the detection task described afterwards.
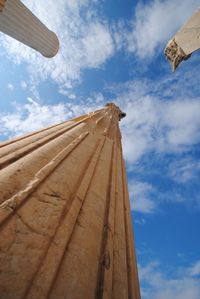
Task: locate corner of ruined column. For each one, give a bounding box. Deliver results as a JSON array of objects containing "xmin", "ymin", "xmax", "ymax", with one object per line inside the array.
[
  {"xmin": 105, "ymin": 102, "xmax": 126, "ymax": 121},
  {"xmin": 164, "ymin": 38, "xmax": 191, "ymax": 71}
]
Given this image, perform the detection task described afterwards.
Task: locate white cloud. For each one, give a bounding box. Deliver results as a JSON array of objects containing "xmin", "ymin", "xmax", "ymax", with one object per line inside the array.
[
  {"xmin": 0, "ymin": 100, "xmax": 97, "ymax": 138},
  {"xmin": 109, "ymin": 79, "xmax": 200, "ymax": 164},
  {"xmin": 114, "ymin": 74, "xmax": 200, "ymax": 213},
  {"xmin": 0, "ymin": 72, "xmax": 199, "ymax": 215},
  {"xmin": 163, "ymin": 100, "xmax": 200, "ymax": 148},
  {"xmin": 129, "ymin": 181, "xmax": 156, "ymax": 213},
  {"xmin": 189, "ymin": 260, "xmax": 200, "ymax": 277},
  {"xmin": 121, "ymin": 96, "xmax": 200, "ymax": 163},
  {"xmin": 68, "ymin": 94, "xmax": 76, "ymax": 100},
  {"xmin": 139, "ymin": 260, "xmax": 200, "ymax": 299},
  {"xmin": 80, "ymin": 22, "xmax": 114, "ymax": 68},
  {"xmin": 21, "ymin": 80, "xmax": 27, "ymax": 90},
  {"xmin": 2, "ymin": 71, "xmax": 200, "ymax": 173},
  {"xmin": 0, "ymin": 0, "xmax": 114, "ymax": 89},
  {"xmin": 7, "ymin": 83, "xmax": 14, "ymax": 91},
  {"xmin": 169, "ymin": 158, "xmax": 200, "ymax": 183},
  {"xmin": 57, "ymin": 87, "xmax": 77, "ymax": 99},
  {"xmin": 27, "ymin": 97, "xmax": 39, "ymax": 106},
  {"xmin": 134, "ymin": 218, "xmax": 146, "ymax": 225},
  {"xmin": 126, "ymin": 0, "xmax": 200, "ymax": 58},
  {"xmin": 92, "ymin": 92, "xmax": 105, "ymax": 104}
]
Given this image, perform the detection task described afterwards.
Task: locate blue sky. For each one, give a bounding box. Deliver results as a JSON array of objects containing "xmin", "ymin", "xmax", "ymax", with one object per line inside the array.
[{"xmin": 0, "ymin": 0, "xmax": 200, "ymax": 298}]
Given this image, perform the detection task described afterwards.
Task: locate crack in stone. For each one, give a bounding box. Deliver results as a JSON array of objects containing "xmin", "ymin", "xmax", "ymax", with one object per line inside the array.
[
  {"xmin": 76, "ymin": 219, "xmax": 85, "ymax": 228},
  {"xmin": 43, "ymin": 192, "xmax": 60, "ymax": 198}
]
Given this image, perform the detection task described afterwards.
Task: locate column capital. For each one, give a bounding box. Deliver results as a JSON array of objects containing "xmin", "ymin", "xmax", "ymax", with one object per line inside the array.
[
  {"xmin": 105, "ymin": 102, "xmax": 126, "ymax": 120},
  {"xmin": 164, "ymin": 38, "xmax": 191, "ymax": 71}
]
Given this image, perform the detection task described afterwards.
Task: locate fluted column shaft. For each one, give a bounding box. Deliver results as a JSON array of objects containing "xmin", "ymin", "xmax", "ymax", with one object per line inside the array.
[
  {"xmin": 0, "ymin": 103, "xmax": 140, "ymax": 299},
  {"xmin": 0, "ymin": 0, "xmax": 59, "ymax": 57}
]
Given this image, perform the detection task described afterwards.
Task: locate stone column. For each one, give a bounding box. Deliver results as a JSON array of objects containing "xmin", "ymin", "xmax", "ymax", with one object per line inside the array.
[
  {"xmin": 165, "ymin": 8, "xmax": 200, "ymax": 71},
  {"xmin": 0, "ymin": 0, "xmax": 59, "ymax": 57},
  {"xmin": 0, "ymin": 103, "xmax": 140, "ymax": 299}
]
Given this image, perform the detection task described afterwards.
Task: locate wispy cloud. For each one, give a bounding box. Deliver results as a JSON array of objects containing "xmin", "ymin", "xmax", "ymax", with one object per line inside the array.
[
  {"xmin": 169, "ymin": 158, "xmax": 200, "ymax": 184},
  {"xmin": 7, "ymin": 83, "xmax": 14, "ymax": 91},
  {"xmin": 20, "ymin": 80, "xmax": 27, "ymax": 90},
  {"xmin": 0, "ymin": 99, "xmax": 97, "ymax": 138},
  {"xmin": 108, "ymin": 74, "xmax": 200, "ymax": 164},
  {"xmin": 5, "ymin": 74, "xmax": 200, "ymax": 166},
  {"xmin": 189, "ymin": 260, "xmax": 200, "ymax": 277},
  {"xmin": 27, "ymin": 97, "xmax": 39, "ymax": 106},
  {"xmin": 125, "ymin": 0, "xmax": 200, "ymax": 58},
  {"xmin": 1, "ymin": 67, "xmax": 200, "ymax": 203},
  {"xmin": 121, "ymin": 96, "xmax": 200, "ymax": 163},
  {"xmin": 129, "ymin": 181, "xmax": 156, "ymax": 213},
  {"xmin": 0, "ymin": 0, "xmax": 115, "ymax": 89},
  {"xmin": 139, "ymin": 260, "xmax": 200, "ymax": 299}
]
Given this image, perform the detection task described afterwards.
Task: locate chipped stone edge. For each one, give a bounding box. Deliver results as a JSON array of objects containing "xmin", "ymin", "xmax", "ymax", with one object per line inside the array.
[
  {"xmin": 164, "ymin": 38, "xmax": 191, "ymax": 71},
  {"xmin": 0, "ymin": 132, "xmax": 89, "ymax": 211}
]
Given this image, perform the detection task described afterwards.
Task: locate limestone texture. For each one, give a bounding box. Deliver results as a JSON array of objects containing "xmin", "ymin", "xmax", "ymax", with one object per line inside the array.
[
  {"xmin": 165, "ymin": 8, "xmax": 200, "ymax": 71},
  {"xmin": 0, "ymin": 0, "xmax": 59, "ymax": 57},
  {"xmin": 0, "ymin": 103, "xmax": 140, "ymax": 299}
]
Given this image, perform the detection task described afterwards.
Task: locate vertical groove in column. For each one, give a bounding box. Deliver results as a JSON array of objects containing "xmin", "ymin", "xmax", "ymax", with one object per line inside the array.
[
  {"xmin": 122, "ymin": 158, "xmax": 141, "ymax": 299},
  {"xmin": 0, "ymin": 103, "xmax": 140, "ymax": 299},
  {"xmin": 0, "ymin": 132, "xmax": 89, "ymax": 226},
  {"xmin": 111, "ymin": 139, "xmax": 118, "ymax": 299},
  {"xmin": 95, "ymin": 140, "xmax": 115, "ymax": 299},
  {"xmin": 0, "ymin": 120, "xmax": 74, "ymax": 158},
  {"xmin": 0, "ymin": 110, "xmax": 101, "ymax": 168},
  {"xmin": 95, "ymin": 110, "xmax": 120, "ymax": 299},
  {"xmin": 121, "ymin": 149, "xmax": 132, "ymax": 298},
  {"xmin": 48, "ymin": 109, "xmax": 116, "ymax": 299},
  {"xmin": 23, "ymin": 137, "xmax": 106, "ymax": 299},
  {"xmin": 48, "ymin": 137, "xmax": 110, "ymax": 299},
  {"xmin": 0, "ymin": 109, "xmax": 96, "ymax": 150},
  {"xmin": 112, "ymin": 142, "xmax": 129, "ymax": 299},
  {"xmin": 0, "ymin": 122, "xmax": 82, "ymax": 170},
  {"xmin": 102, "ymin": 142, "xmax": 118, "ymax": 299},
  {"xmin": 48, "ymin": 136, "xmax": 106, "ymax": 299}
]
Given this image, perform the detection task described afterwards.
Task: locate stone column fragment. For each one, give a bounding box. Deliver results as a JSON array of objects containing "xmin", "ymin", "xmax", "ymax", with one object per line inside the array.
[
  {"xmin": 0, "ymin": 0, "xmax": 59, "ymax": 57},
  {"xmin": 0, "ymin": 103, "xmax": 140, "ymax": 299},
  {"xmin": 165, "ymin": 8, "xmax": 200, "ymax": 71}
]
